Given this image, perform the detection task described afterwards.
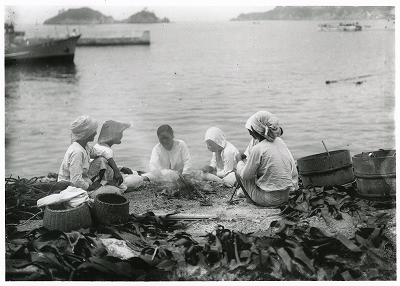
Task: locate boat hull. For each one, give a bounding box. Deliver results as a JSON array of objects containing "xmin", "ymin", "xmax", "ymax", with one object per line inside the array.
[
  {"xmin": 318, "ymin": 24, "xmax": 362, "ymax": 32},
  {"xmin": 5, "ymin": 35, "xmax": 81, "ymax": 65}
]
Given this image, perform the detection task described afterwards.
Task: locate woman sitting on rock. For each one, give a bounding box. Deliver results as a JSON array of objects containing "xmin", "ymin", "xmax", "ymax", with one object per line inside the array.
[{"xmin": 235, "ymin": 111, "xmax": 298, "ymax": 207}]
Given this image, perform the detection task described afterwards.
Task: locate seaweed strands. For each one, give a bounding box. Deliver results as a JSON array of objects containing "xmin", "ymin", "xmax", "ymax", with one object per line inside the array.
[
  {"xmin": 159, "ymin": 174, "xmax": 217, "ymax": 206},
  {"xmin": 6, "ymin": 215, "xmax": 394, "ymax": 281},
  {"xmin": 279, "ymin": 184, "xmax": 388, "ymax": 226},
  {"xmin": 5, "ymin": 176, "xmax": 50, "ymax": 224}
]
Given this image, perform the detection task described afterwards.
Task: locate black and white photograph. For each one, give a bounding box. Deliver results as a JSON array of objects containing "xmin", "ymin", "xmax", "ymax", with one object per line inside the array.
[{"xmin": 3, "ymin": 0, "xmax": 397, "ymax": 282}]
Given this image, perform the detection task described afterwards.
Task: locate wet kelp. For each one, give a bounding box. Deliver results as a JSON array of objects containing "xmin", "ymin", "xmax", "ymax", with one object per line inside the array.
[
  {"xmin": 5, "ymin": 176, "xmax": 51, "ymax": 223},
  {"xmin": 5, "ymin": 176, "xmax": 396, "ymax": 281},
  {"xmin": 6, "ymin": 211, "xmax": 395, "ymax": 281},
  {"xmin": 281, "ymin": 183, "xmax": 395, "ymax": 223}
]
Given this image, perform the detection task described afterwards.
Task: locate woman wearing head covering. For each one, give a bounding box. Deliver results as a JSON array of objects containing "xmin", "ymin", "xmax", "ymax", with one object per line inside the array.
[
  {"xmin": 235, "ymin": 111, "xmax": 298, "ymax": 207},
  {"xmin": 243, "ymin": 112, "xmax": 283, "ymax": 158},
  {"xmin": 58, "ymin": 115, "xmax": 102, "ymax": 192},
  {"xmin": 201, "ymin": 127, "xmax": 239, "ymax": 187},
  {"xmin": 88, "ymin": 120, "xmax": 131, "ymax": 189},
  {"xmin": 146, "ymin": 124, "xmax": 192, "ymax": 181}
]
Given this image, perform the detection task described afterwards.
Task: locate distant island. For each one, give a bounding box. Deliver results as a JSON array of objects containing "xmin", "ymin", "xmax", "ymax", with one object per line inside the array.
[
  {"xmin": 231, "ymin": 6, "xmax": 395, "ymax": 21},
  {"xmin": 43, "ymin": 7, "xmax": 170, "ymax": 25}
]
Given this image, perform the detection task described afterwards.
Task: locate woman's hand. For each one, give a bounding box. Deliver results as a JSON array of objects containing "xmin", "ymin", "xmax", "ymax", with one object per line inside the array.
[
  {"xmin": 120, "ymin": 167, "xmax": 133, "ymax": 174},
  {"xmin": 236, "ymin": 152, "xmax": 246, "ymax": 162},
  {"xmin": 114, "ymin": 170, "xmax": 124, "ymax": 186},
  {"xmin": 200, "ymin": 165, "xmax": 215, "ymax": 173},
  {"xmin": 88, "ymin": 181, "xmax": 102, "ymax": 191}
]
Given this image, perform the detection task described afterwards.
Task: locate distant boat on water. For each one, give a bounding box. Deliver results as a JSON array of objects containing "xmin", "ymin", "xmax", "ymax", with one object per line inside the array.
[
  {"xmin": 318, "ymin": 22, "xmax": 362, "ymax": 32},
  {"xmin": 5, "ymin": 23, "xmax": 81, "ymax": 65},
  {"xmin": 76, "ymin": 30, "xmax": 150, "ymax": 46}
]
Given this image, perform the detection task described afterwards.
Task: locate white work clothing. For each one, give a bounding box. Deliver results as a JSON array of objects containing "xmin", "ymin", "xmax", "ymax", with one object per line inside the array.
[
  {"xmin": 237, "ymin": 138, "xmax": 298, "ymax": 206},
  {"xmin": 58, "ymin": 142, "xmax": 99, "ymax": 190},
  {"xmin": 149, "ymin": 139, "xmax": 192, "ymax": 175}
]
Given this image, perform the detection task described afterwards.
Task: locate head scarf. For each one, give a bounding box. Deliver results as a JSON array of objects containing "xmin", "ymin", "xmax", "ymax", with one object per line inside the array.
[
  {"xmin": 245, "ymin": 114, "xmax": 256, "ymax": 131},
  {"xmin": 249, "ymin": 111, "xmax": 281, "ymax": 142},
  {"xmin": 205, "ymin": 127, "xmax": 226, "ymax": 170},
  {"xmin": 98, "ymin": 120, "xmax": 131, "ymax": 144},
  {"xmin": 205, "ymin": 127, "xmax": 226, "ymax": 149},
  {"xmin": 70, "ymin": 115, "xmax": 98, "ymax": 142}
]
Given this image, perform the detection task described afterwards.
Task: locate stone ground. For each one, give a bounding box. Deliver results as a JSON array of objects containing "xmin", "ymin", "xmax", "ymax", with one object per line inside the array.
[{"xmin": 123, "ymin": 180, "xmax": 396, "ymax": 242}]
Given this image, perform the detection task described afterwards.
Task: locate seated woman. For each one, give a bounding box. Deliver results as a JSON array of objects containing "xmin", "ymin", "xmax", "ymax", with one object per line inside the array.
[
  {"xmin": 88, "ymin": 120, "xmax": 131, "ymax": 193},
  {"xmin": 235, "ymin": 111, "xmax": 298, "ymax": 207},
  {"xmin": 145, "ymin": 124, "xmax": 192, "ymax": 181},
  {"xmin": 201, "ymin": 127, "xmax": 239, "ymax": 187},
  {"xmin": 57, "ymin": 116, "xmax": 104, "ymax": 193}
]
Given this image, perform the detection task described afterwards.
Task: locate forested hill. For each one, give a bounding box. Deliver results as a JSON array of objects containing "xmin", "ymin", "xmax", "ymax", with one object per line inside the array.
[
  {"xmin": 231, "ymin": 6, "xmax": 395, "ymax": 21},
  {"xmin": 44, "ymin": 7, "xmax": 114, "ymax": 24},
  {"xmin": 44, "ymin": 7, "xmax": 169, "ymax": 25}
]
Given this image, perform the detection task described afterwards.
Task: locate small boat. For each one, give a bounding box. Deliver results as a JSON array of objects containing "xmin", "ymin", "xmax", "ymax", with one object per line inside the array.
[
  {"xmin": 5, "ymin": 23, "xmax": 81, "ymax": 65},
  {"xmin": 318, "ymin": 22, "xmax": 362, "ymax": 32},
  {"xmin": 76, "ymin": 31, "xmax": 150, "ymax": 46}
]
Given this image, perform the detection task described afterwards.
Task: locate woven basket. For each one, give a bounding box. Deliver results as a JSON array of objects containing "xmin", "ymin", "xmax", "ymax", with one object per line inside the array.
[
  {"xmin": 43, "ymin": 203, "xmax": 92, "ymax": 232},
  {"xmin": 94, "ymin": 194, "xmax": 129, "ymax": 225}
]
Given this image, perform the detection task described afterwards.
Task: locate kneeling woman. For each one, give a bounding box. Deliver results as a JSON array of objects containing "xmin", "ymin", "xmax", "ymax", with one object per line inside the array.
[
  {"xmin": 236, "ymin": 111, "xmax": 298, "ymax": 207},
  {"xmin": 201, "ymin": 127, "xmax": 239, "ymax": 187}
]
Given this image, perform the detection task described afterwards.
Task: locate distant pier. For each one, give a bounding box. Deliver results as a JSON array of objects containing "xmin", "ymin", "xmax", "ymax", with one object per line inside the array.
[{"xmin": 77, "ymin": 30, "xmax": 150, "ymax": 46}]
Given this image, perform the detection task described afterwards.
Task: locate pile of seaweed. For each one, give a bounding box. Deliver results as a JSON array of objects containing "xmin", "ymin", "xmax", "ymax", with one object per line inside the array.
[
  {"xmin": 281, "ymin": 183, "xmax": 395, "ymax": 223},
  {"xmin": 5, "ymin": 176, "xmax": 396, "ymax": 281},
  {"xmin": 5, "ymin": 211, "xmax": 395, "ymax": 281},
  {"xmin": 154, "ymin": 174, "xmax": 219, "ymax": 206},
  {"xmin": 5, "ymin": 175, "xmax": 58, "ymax": 224}
]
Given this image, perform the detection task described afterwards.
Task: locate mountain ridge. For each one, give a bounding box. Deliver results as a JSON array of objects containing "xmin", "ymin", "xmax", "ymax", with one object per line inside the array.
[{"xmin": 231, "ymin": 6, "xmax": 395, "ymax": 21}]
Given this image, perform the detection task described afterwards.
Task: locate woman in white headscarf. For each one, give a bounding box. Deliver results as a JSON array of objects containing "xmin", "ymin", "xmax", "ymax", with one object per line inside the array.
[
  {"xmin": 243, "ymin": 112, "xmax": 283, "ymax": 158},
  {"xmin": 58, "ymin": 115, "xmax": 102, "ymax": 192},
  {"xmin": 201, "ymin": 127, "xmax": 239, "ymax": 187},
  {"xmin": 235, "ymin": 111, "xmax": 298, "ymax": 207}
]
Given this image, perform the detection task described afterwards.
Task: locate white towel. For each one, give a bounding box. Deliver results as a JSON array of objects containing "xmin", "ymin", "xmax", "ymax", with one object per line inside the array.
[{"xmin": 37, "ymin": 186, "xmax": 89, "ymax": 208}]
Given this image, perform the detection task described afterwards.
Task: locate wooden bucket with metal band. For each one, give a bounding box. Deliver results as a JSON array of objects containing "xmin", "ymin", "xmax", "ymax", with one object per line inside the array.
[
  {"xmin": 352, "ymin": 149, "xmax": 396, "ymax": 198},
  {"xmin": 297, "ymin": 150, "xmax": 354, "ymax": 187}
]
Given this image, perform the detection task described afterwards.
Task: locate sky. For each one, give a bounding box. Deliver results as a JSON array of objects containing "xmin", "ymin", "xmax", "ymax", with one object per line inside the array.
[{"xmin": 4, "ymin": 0, "xmax": 396, "ymax": 25}]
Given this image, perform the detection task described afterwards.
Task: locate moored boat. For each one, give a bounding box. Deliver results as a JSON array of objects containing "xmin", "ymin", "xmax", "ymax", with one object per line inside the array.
[
  {"xmin": 5, "ymin": 23, "xmax": 81, "ymax": 65},
  {"xmin": 318, "ymin": 22, "xmax": 362, "ymax": 32}
]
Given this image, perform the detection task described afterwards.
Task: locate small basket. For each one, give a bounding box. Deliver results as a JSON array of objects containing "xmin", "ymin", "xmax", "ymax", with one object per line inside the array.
[
  {"xmin": 94, "ymin": 194, "xmax": 129, "ymax": 225},
  {"xmin": 43, "ymin": 203, "xmax": 92, "ymax": 232}
]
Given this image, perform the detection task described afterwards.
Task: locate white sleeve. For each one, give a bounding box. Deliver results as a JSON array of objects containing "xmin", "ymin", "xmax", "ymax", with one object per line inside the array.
[
  {"xmin": 210, "ymin": 153, "xmax": 217, "ymax": 169},
  {"xmin": 180, "ymin": 141, "xmax": 192, "ymax": 175},
  {"xmin": 149, "ymin": 145, "xmax": 162, "ymax": 173}
]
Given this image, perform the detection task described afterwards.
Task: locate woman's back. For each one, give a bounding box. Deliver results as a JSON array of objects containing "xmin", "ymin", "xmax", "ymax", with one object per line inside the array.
[{"xmin": 251, "ymin": 138, "xmax": 294, "ymax": 191}]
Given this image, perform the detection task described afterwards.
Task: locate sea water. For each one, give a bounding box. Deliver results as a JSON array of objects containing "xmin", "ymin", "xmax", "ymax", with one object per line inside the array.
[{"xmin": 4, "ymin": 20, "xmax": 395, "ymax": 178}]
